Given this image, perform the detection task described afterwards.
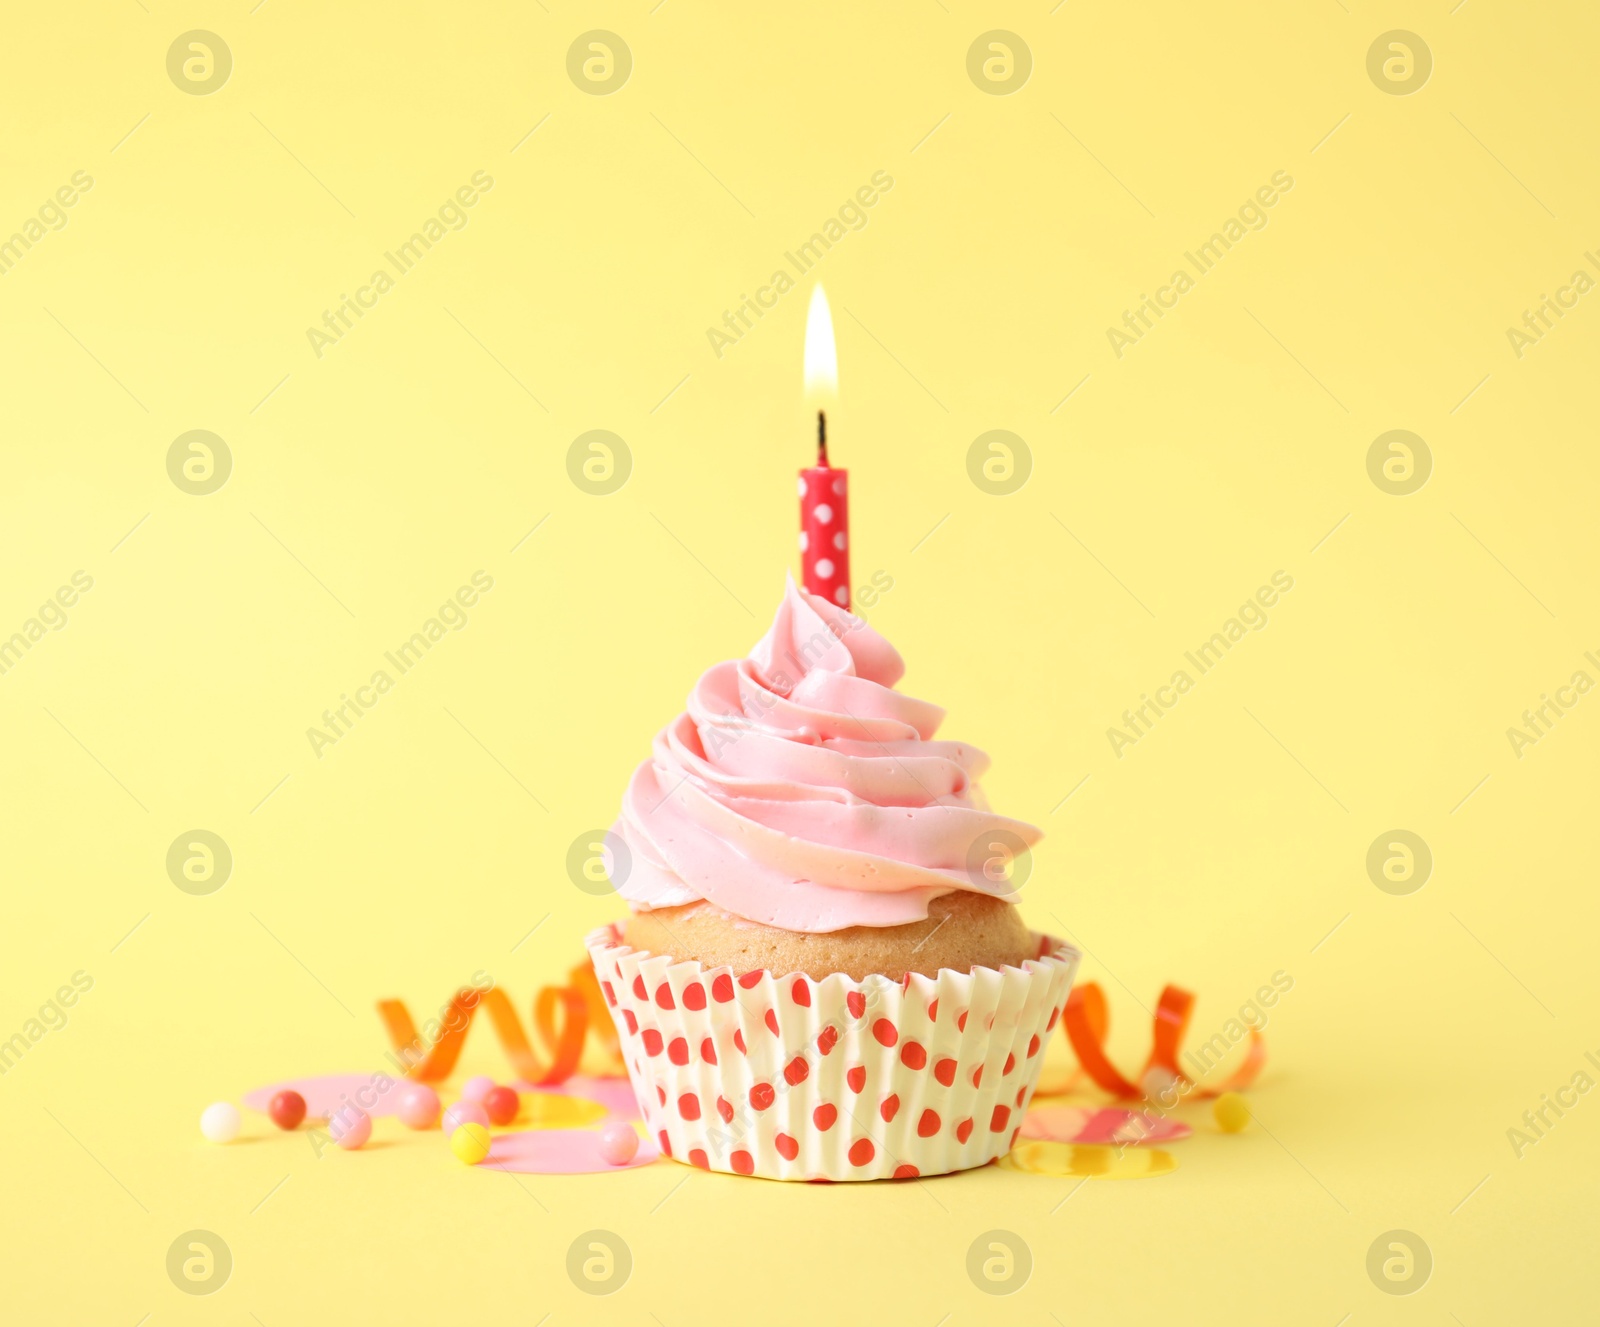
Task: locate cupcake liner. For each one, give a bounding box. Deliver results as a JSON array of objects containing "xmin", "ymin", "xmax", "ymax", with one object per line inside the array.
[{"xmin": 585, "ymin": 924, "xmax": 1081, "ymax": 1181}]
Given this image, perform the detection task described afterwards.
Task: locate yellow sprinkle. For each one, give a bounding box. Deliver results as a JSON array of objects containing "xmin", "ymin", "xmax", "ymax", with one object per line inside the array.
[
  {"xmin": 451, "ymin": 1122, "xmax": 492, "ymax": 1165},
  {"xmin": 1213, "ymin": 1092, "xmax": 1251, "ymax": 1133}
]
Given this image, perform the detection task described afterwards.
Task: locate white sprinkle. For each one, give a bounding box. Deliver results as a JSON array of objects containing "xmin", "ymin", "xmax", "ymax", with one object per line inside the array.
[
  {"xmin": 815, "ymin": 558, "xmax": 834, "ymax": 578},
  {"xmin": 833, "ymin": 532, "xmax": 847, "ymax": 551},
  {"xmin": 814, "ymin": 503, "xmax": 833, "ymax": 524}
]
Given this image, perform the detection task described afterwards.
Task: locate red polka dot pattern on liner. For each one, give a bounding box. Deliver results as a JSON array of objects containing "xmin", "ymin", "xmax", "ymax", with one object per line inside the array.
[
  {"xmin": 588, "ymin": 929, "xmax": 1082, "ymax": 1181},
  {"xmin": 689, "ymin": 1148, "xmax": 709, "ymax": 1169},
  {"xmin": 658, "ymin": 1130, "xmax": 672, "ymax": 1157}
]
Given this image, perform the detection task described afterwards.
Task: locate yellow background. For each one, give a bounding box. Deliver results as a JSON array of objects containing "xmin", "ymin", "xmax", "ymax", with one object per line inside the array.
[{"xmin": 3, "ymin": 1, "xmax": 1596, "ymax": 1321}]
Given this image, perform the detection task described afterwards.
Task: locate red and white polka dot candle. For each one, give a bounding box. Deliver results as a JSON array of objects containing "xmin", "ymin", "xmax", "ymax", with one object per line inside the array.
[
  {"xmin": 799, "ymin": 451, "xmax": 849, "ymax": 608},
  {"xmin": 800, "ymin": 284, "xmax": 849, "ymax": 607}
]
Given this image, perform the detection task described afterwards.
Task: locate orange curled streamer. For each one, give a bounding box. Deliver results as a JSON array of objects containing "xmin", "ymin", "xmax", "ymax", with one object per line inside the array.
[
  {"xmin": 1062, "ymin": 981, "xmax": 1266, "ymax": 1101},
  {"xmin": 378, "ymin": 983, "xmax": 588, "ymax": 1086}
]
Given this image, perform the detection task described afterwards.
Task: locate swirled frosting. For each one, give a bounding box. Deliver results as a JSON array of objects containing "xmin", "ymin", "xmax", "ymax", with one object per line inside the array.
[{"xmin": 613, "ymin": 577, "xmax": 1041, "ymax": 933}]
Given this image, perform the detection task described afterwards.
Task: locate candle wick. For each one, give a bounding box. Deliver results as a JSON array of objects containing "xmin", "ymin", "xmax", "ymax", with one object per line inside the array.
[{"xmin": 816, "ymin": 409, "xmax": 828, "ymax": 466}]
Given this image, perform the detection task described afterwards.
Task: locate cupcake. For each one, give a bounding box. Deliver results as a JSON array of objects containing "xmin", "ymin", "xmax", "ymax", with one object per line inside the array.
[{"xmin": 586, "ymin": 577, "xmax": 1079, "ymax": 1180}]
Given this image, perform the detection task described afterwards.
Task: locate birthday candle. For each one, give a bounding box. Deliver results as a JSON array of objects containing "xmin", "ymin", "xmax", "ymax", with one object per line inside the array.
[{"xmin": 799, "ymin": 285, "xmax": 850, "ymax": 608}]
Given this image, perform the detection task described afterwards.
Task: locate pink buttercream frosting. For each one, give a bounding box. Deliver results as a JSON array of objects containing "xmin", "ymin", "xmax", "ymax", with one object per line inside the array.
[{"xmin": 613, "ymin": 577, "xmax": 1041, "ymax": 933}]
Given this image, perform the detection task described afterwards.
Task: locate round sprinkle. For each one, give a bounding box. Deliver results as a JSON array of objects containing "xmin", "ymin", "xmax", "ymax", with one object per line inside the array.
[
  {"xmin": 460, "ymin": 1075, "xmax": 496, "ymax": 1104},
  {"xmin": 482, "ymin": 1086, "xmax": 520, "ymax": 1126},
  {"xmin": 442, "ymin": 1101, "xmax": 490, "ymax": 1136},
  {"xmin": 598, "ymin": 1120, "xmax": 640, "ymax": 1165},
  {"xmin": 268, "ymin": 1090, "xmax": 306, "ymax": 1131},
  {"xmin": 451, "ymin": 1122, "xmax": 492, "ymax": 1165},
  {"xmin": 331, "ymin": 1109, "xmax": 372, "ymax": 1150},
  {"xmin": 1140, "ymin": 1066, "xmax": 1179, "ymax": 1104},
  {"xmin": 1213, "ymin": 1092, "xmax": 1251, "ymax": 1133},
  {"xmin": 398, "ymin": 1084, "xmax": 440, "ymax": 1130},
  {"xmin": 199, "ymin": 1102, "xmax": 240, "ymax": 1143}
]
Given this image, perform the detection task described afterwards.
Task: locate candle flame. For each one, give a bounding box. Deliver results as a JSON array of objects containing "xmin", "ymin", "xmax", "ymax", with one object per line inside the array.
[{"xmin": 803, "ymin": 284, "xmax": 837, "ymax": 397}]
